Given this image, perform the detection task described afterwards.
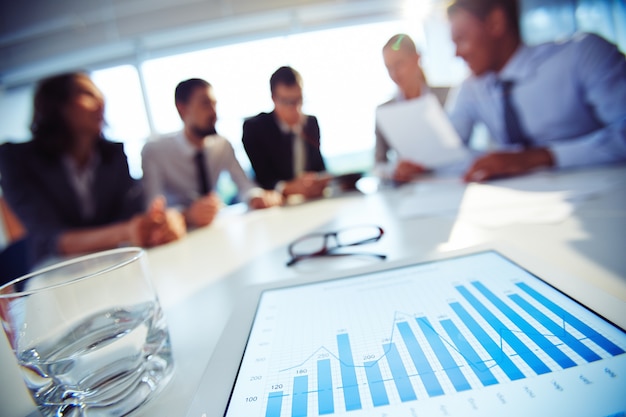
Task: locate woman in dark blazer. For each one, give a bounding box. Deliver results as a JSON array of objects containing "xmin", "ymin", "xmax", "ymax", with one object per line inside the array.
[{"xmin": 0, "ymin": 72, "xmax": 185, "ymax": 264}]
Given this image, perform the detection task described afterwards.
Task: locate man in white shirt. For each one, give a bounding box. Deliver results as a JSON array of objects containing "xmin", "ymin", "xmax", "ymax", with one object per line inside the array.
[{"xmin": 142, "ymin": 78, "xmax": 281, "ymax": 228}]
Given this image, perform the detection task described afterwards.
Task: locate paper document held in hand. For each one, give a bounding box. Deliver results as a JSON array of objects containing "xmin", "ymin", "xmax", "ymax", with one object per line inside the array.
[{"xmin": 376, "ymin": 94, "xmax": 471, "ymax": 167}]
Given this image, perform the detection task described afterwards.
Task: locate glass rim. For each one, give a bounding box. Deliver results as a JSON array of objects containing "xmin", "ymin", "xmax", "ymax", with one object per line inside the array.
[{"xmin": 0, "ymin": 247, "xmax": 145, "ymax": 298}]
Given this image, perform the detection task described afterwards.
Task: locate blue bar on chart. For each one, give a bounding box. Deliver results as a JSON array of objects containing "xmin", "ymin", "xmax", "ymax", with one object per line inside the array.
[
  {"xmin": 364, "ymin": 360, "xmax": 390, "ymax": 407},
  {"xmin": 508, "ymin": 294, "xmax": 602, "ymax": 363},
  {"xmin": 439, "ymin": 318, "xmax": 499, "ymax": 387},
  {"xmin": 456, "ymin": 285, "xmax": 552, "ymax": 375},
  {"xmin": 472, "ymin": 281, "xmax": 578, "ymax": 369},
  {"xmin": 337, "ymin": 333, "xmax": 362, "ymax": 411},
  {"xmin": 292, "ymin": 375, "xmax": 308, "ymax": 417},
  {"xmin": 416, "ymin": 317, "xmax": 471, "ymax": 392},
  {"xmin": 397, "ymin": 321, "xmax": 444, "ymax": 397},
  {"xmin": 449, "ymin": 301, "xmax": 525, "ymax": 381},
  {"xmin": 316, "ymin": 359, "xmax": 334, "ymax": 415},
  {"xmin": 265, "ymin": 391, "xmax": 283, "ymax": 417},
  {"xmin": 516, "ymin": 282, "xmax": 626, "ymax": 356},
  {"xmin": 382, "ymin": 342, "xmax": 418, "ymax": 402}
]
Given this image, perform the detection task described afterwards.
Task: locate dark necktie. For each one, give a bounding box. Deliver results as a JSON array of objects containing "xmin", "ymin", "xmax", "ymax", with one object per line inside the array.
[
  {"xmin": 501, "ymin": 80, "xmax": 531, "ymax": 148},
  {"xmin": 194, "ymin": 149, "xmax": 211, "ymax": 195}
]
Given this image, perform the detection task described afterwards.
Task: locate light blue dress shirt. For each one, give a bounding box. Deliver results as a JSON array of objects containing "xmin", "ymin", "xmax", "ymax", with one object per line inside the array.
[{"xmin": 447, "ymin": 33, "xmax": 626, "ymax": 168}]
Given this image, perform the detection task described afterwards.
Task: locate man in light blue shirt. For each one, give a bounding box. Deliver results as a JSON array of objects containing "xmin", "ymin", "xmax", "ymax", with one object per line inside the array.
[{"xmin": 446, "ymin": 0, "xmax": 626, "ymax": 182}]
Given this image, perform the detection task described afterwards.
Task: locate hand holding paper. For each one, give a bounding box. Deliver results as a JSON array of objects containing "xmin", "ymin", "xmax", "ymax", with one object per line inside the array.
[{"xmin": 376, "ymin": 94, "xmax": 471, "ymax": 169}]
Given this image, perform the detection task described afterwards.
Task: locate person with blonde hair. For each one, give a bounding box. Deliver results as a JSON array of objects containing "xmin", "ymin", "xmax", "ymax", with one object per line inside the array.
[{"xmin": 375, "ymin": 34, "xmax": 450, "ymax": 182}]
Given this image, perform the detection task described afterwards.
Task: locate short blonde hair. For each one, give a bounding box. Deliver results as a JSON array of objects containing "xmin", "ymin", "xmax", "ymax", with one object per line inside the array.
[{"xmin": 383, "ymin": 34, "xmax": 418, "ymax": 54}]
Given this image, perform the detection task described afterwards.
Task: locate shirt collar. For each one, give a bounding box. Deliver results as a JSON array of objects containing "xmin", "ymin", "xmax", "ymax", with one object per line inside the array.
[
  {"xmin": 62, "ymin": 151, "xmax": 100, "ymax": 178},
  {"xmin": 274, "ymin": 113, "xmax": 305, "ymax": 135},
  {"xmin": 498, "ymin": 43, "xmax": 533, "ymax": 82},
  {"xmin": 175, "ymin": 131, "xmax": 213, "ymax": 157},
  {"xmin": 472, "ymin": 43, "xmax": 532, "ymax": 90}
]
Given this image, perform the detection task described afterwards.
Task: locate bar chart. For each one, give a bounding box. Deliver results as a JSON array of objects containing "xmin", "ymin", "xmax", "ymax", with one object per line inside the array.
[{"xmin": 225, "ymin": 252, "xmax": 626, "ymax": 417}]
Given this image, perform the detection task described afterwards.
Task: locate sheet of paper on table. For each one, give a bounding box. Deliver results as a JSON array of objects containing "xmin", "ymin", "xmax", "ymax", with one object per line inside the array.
[
  {"xmin": 395, "ymin": 169, "xmax": 625, "ymax": 227},
  {"xmin": 376, "ymin": 94, "xmax": 471, "ymax": 167}
]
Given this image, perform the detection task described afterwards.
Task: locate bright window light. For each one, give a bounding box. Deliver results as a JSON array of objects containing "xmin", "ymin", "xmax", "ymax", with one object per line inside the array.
[
  {"xmin": 141, "ymin": 19, "xmax": 466, "ymax": 175},
  {"xmin": 0, "ymin": 86, "xmax": 33, "ymax": 143},
  {"xmin": 91, "ymin": 65, "xmax": 151, "ymax": 178}
]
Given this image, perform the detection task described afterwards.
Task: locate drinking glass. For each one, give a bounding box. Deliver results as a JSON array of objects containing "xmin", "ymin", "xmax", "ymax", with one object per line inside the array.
[{"xmin": 0, "ymin": 247, "xmax": 174, "ymax": 417}]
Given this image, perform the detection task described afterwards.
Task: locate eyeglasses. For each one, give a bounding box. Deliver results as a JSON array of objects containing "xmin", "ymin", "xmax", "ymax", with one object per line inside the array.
[
  {"xmin": 274, "ymin": 96, "xmax": 303, "ymax": 107},
  {"xmin": 287, "ymin": 225, "xmax": 386, "ymax": 266}
]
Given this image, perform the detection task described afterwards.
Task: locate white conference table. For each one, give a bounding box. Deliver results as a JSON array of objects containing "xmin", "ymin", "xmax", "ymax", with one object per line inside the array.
[{"xmin": 2, "ymin": 164, "xmax": 626, "ymax": 417}]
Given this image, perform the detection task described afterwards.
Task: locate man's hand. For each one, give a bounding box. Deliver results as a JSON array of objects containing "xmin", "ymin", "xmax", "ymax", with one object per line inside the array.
[
  {"xmin": 282, "ymin": 173, "xmax": 332, "ymax": 199},
  {"xmin": 393, "ymin": 160, "xmax": 428, "ymax": 182},
  {"xmin": 185, "ymin": 192, "xmax": 222, "ymax": 227},
  {"xmin": 249, "ymin": 190, "xmax": 283, "ymax": 209},
  {"xmin": 464, "ymin": 148, "xmax": 554, "ymax": 182}
]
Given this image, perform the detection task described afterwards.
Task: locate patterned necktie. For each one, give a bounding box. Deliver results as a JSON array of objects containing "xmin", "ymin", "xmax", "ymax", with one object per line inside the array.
[
  {"xmin": 501, "ymin": 80, "xmax": 531, "ymax": 148},
  {"xmin": 194, "ymin": 149, "xmax": 211, "ymax": 195}
]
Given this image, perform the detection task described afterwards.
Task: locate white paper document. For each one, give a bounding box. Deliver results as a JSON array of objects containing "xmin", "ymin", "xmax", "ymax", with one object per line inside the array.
[
  {"xmin": 376, "ymin": 94, "xmax": 471, "ymax": 167},
  {"xmin": 396, "ymin": 168, "xmax": 624, "ymax": 227}
]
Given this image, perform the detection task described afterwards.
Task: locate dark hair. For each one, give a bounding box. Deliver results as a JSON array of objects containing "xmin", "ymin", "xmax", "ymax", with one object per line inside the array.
[
  {"xmin": 447, "ymin": 0, "xmax": 521, "ymax": 38},
  {"xmin": 175, "ymin": 78, "xmax": 211, "ymax": 104},
  {"xmin": 270, "ymin": 66, "xmax": 302, "ymax": 95},
  {"xmin": 30, "ymin": 72, "xmax": 91, "ymax": 156}
]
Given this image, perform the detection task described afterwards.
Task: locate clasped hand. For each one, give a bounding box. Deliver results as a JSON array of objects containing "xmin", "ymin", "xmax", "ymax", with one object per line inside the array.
[
  {"xmin": 131, "ymin": 196, "xmax": 186, "ymax": 247},
  {"xmin": 283, "ymin": 172, "xmax": 332, "ymax": 199},
  {"xmin": 185, "ymin": 192, "xmax": 222, "ymax": 227}
]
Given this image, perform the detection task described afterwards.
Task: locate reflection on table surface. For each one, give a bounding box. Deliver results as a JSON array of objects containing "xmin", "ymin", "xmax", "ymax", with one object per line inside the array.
[{"xmin": 3, "ymin": 165, "xmax": 626, "ymax": 417}]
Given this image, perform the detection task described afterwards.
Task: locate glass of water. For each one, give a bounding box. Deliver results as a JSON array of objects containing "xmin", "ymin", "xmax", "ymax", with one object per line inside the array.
[{"xmin": 0, "ymin": 247, "xmax": 174, "ymax": 417}]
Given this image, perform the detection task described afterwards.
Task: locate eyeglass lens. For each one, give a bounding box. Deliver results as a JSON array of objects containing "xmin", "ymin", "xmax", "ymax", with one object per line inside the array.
[
  {"xmin": 290, "ymin": 235, "xmax": 327, "ymax": 256},
  {"xmin": 289, "ymin": 225, "xmax": 381, "ymax": 256},
  {"xmin": 336, "ymin": 225, "xmax": 381, "ymax": 246}
]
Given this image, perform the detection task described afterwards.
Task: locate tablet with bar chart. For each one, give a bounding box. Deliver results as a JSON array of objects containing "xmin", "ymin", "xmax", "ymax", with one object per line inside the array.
[{"xmin": 187, "ymin": 250, "xmax": 626, "ymax": 417}]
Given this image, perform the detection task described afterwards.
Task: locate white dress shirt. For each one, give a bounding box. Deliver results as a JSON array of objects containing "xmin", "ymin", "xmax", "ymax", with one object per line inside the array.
[{"xmin": 141, "ymin": 132, "xmax": 260, "ymax": 209}]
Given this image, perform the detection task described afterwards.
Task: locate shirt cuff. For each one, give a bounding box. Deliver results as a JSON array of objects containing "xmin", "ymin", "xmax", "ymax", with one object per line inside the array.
[
  {"xmin": 245, "ymin": 187, "xmax": 266, "ymax": 201},
  {"xmin": 274, "ymin": 181, "xmax": 287, "ymax": 195}
]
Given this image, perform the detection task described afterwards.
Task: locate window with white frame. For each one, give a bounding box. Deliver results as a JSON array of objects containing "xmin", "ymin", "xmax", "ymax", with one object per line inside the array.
[{"xmin": 140, "ymin": 17, "xmax": 466, "ymax": 177}]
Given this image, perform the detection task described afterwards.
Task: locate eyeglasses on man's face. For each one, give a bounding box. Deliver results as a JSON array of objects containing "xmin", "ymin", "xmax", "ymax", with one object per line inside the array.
[
  {"xmin": 287, "ymin": 225, "xmax": 386, "ymax": 266},
  {"xmin": 274, "ymin": 95, "xmax": 303, "ymax": 107}
]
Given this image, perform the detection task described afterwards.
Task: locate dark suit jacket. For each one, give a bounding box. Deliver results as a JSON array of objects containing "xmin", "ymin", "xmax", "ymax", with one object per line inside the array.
[
  {"xmin": 0, "ymin": 139, "xmax": 144, "ymax": 263},
  {"xmin": 242, "ymin": 112, "xmax": 326, "ymax": 190}
]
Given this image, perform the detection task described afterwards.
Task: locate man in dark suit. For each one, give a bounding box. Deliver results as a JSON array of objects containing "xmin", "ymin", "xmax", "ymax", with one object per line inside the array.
[{"xmin": 242, "ymin": 66, "xmax": 329, "ymax": 199}]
